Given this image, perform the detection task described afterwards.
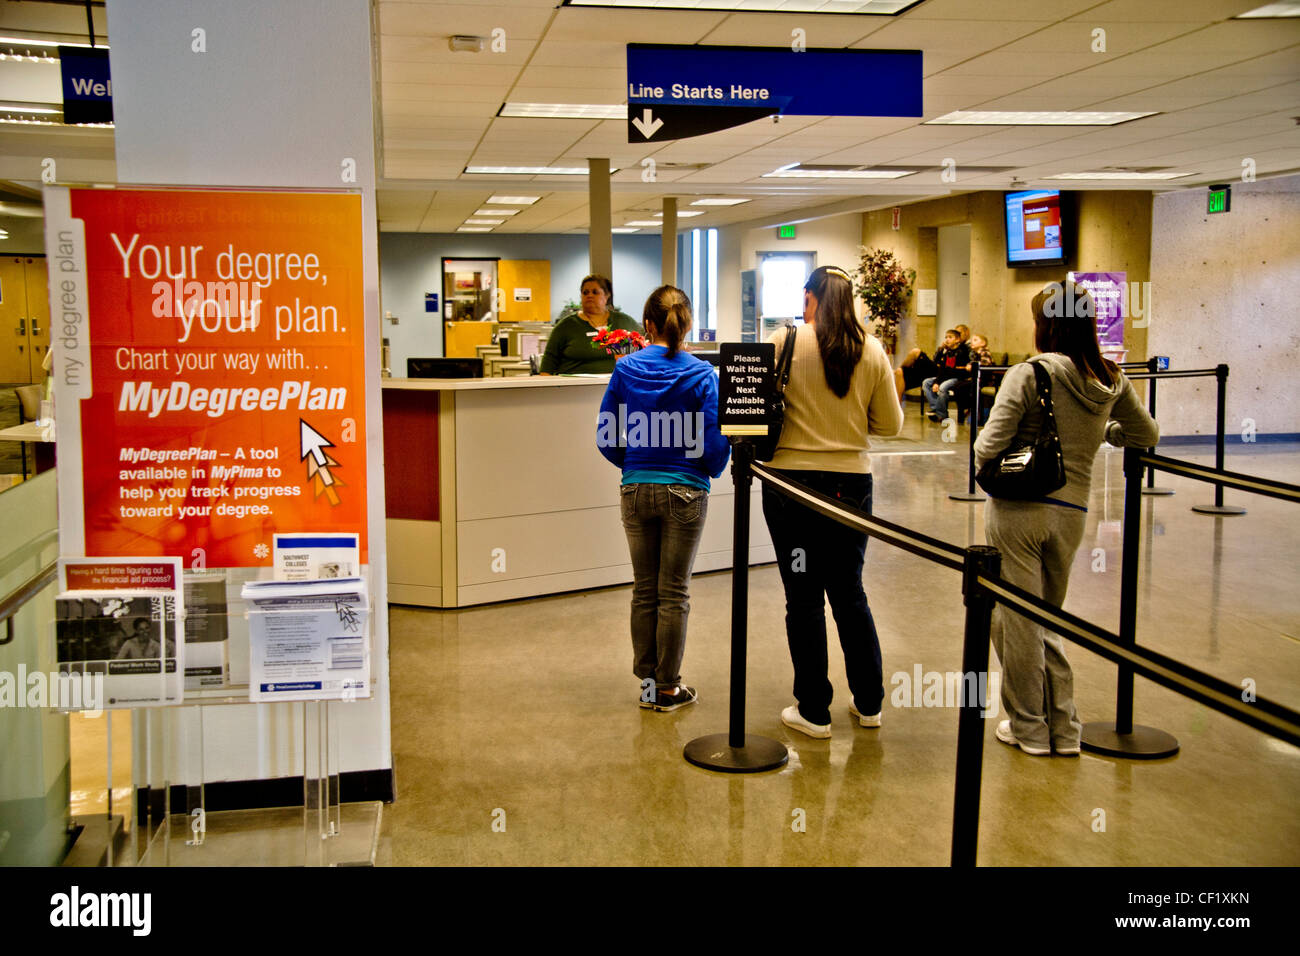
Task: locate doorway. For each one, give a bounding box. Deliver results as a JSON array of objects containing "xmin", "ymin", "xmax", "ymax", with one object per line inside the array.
[{"xmin": 936, "ymin": 225, "xmax": 971, "ymax": 348}]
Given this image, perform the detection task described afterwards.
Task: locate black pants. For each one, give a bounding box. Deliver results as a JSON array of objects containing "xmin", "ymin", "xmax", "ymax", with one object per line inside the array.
[{"xmin": 761, "ymin": 470, "xmax": 884, "ymax": 725}]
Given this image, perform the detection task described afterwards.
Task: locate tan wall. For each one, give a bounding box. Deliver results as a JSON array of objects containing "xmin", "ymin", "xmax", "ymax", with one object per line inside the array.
[{"xmin": 863, "ymin": 191, "xmax": 1153, "ymax": 361}]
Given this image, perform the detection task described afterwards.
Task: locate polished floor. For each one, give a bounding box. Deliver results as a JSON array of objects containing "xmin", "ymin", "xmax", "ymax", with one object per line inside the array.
[{"xmin": 376, "ymin": 417, "xmax": 1300, "ymax": 866}]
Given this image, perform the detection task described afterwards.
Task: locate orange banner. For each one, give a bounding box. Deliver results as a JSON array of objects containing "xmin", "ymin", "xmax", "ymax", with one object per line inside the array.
[{"xmin": 62, "ymin": 188, "xmax": 367, "ymax": 568}]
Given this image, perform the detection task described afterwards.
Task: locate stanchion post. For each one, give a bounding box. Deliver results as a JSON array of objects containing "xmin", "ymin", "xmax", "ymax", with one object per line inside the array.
[
  {"xmin": 949, "ymin": 361, "xmax": 986, "ymax": 502},
  {"xmin": 728, "ymin": 441, "xmax": 753, "ymax": 749},
  {"xmin": 1080, "ymin": 446, "xmax": 1180, "ymax": 758},
  {"xmin": 682, "ymin": 441, "xmax": 789, "ymax": 773},
  {"xmin": 1214, "ymin": 364, "xmax": 1228, "ymax": 508},
  {"xmin": 950, "ymin": 544, "xmax": 999, "ymax": 868},
  {"xmin": 1140, "ymin": 357, "xmax": 1174, "ymax": 496}
]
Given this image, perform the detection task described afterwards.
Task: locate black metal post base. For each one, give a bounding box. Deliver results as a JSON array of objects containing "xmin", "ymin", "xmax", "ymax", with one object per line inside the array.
[
  {"xmin": 1081, "ymin": 721, "xmax": 1179, "ymax": 759},
  {"xmin": 1141, "ymin": 486, "xmax": 1175, "ymax": 496},
  {"xmin": 683, "ymin": 733, "xmax": 789, "ymax": 774},
  {"xmin": 1192, "ymin": 504, "xmax": 1247, "ymax": 516},
  {"xmin": 948, "ymin": 491, "xmax": 986, "ymax": 502}
]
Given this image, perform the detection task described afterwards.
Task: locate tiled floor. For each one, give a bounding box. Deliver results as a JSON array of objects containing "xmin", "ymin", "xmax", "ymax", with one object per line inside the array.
[{"xmin": 377, "ymin": 418, "xmax": 1300, "ymax": 866}]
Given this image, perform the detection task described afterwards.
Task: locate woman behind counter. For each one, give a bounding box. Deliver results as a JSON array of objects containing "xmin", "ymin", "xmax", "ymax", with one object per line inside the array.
[{"xmin": 540, "ymin": 274, "xmax": 642, "ymax": 375}]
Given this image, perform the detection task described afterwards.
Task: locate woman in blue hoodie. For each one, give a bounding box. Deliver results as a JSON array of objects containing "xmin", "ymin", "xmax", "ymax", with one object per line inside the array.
[{"xmin": 597, "ymin": 286, "xmax": 730, "ymax": 711}]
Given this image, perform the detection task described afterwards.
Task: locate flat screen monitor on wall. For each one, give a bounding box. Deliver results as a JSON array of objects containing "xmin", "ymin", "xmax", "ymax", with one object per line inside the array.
[{"xmin": 1005, "ymin": 189, "xmax": 1066, "ymax": 267}]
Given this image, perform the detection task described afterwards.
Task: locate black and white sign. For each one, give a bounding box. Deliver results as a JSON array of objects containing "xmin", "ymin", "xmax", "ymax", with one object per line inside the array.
[{"xmin": 718, "ymin": 343, "xmax": 774, "ymax": 437}]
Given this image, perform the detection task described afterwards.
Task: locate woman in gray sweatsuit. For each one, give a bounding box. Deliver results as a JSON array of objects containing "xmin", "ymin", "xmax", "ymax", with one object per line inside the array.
[{"xmin": 974, "ymin": 283, "xmax": 1159, "ymax": 756}]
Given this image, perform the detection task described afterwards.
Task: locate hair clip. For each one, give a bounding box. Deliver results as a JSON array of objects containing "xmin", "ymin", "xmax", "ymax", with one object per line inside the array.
[{"xmin": 825, "ymin": 267, "xmax": 851, "ymax": 282}]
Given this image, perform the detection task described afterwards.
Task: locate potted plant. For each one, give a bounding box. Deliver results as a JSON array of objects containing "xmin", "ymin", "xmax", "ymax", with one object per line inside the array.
[{"xmin": 853, "ymin": 247, "xmax": 916, "ymax": 355}]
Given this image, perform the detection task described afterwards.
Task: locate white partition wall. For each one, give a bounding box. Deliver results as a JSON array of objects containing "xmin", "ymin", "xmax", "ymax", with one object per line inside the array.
[{"xmin": 105, "ymin": 0, "xmax": 391, "ymax": 799}]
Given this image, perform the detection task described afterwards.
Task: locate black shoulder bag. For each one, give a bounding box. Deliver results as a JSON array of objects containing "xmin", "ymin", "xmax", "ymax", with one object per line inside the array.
[
  {"xmin": 754, "ymin": 323, "xmax": 796, "ymax": 462},
  {"xmin": 975, "ymin": 360, "xmax": 1066, "ymax": 500}
]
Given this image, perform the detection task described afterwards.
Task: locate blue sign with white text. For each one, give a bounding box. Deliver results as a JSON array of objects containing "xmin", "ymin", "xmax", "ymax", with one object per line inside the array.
[
  {"xmin": 59, "ymin": 46, "xmax": 112, "ymax": 125},
  {"xmin": 627, "ymin": 45, "xmax": 922, "ymax": 117}
]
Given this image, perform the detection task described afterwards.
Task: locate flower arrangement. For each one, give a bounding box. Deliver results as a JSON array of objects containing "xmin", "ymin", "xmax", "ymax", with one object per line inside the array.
[
  {"xmin": 853, "ymin": 247, "xmax": 916, "ymax": 355},
  {"xmin": 592, "ymin": 327, "xmax": 647, "ymax": 356}
]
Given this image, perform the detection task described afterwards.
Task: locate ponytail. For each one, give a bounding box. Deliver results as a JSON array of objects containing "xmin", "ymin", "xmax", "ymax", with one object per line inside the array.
[
  {"xmin": 642, "ymin": 284, "xmax": 694, "ymax": 358},
  {"xmin": 804, "ymin": 265, "xmax": 862, "ymax": 398}
]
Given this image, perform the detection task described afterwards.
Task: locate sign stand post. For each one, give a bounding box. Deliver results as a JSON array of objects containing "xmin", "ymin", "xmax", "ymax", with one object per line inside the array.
[{"xmin": 683, "ymin": 440, "xmax": 789, "ymax": 774}]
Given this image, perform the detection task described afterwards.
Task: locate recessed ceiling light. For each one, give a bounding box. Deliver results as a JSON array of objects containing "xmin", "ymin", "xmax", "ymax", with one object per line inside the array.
[
  {"xmin": 1045, "ymin": 171, "xmax": 1195, "ymax": 180},
  {"xmin": 0, "ymin": 103, "xmax": 61, "ymax": 115},
  {"xmin": 457, "ymin": 227, "xmax": 493, "ymax": 233},
  {"xmin": 464, "ymin": 218, "xmax": 506, "ymax": 225},
  {"xmin": 562, "ymin": 1, "xmax": 915, "ymax": 11},
  {"xmin": 0, "ymin": 36, "xmax": 110, "ymax": 50},
  {"xmin": 927, "ymin": 110, "xmax": 1157, "ymax": 126},
  {"xmin": 762, "ymin": 165, "xmax": 915, "ymax": 179},
  {"xmin": 486, "ymin": 195, "xmax": 540, "ymax": 205},
  {"xmin": 475, "ymin": 208, "xmax": 519, "ymax": 215},
  {"xmin": 467, "ymin": 166, "xmax": 591, "ymax": 175},
  {"xmin": 690, "ymin": 198, "xmax": 750, "ymax": 206},
  {"xmin": 654, "ymin": 210, "xmax": 704, "ymax": 218},
  {"xmin": 500, "ymin": 102, "xmax": 627, "ymax": 120},
  {"xmin": 1234, "ymin": 2, "xmax": 1300, "ymax": 16},
  {"xmin": 624, "ymin": 220, "xmax": 662, "ymax": 227},
  {"xmin": 611, "ymin": 227, "xmax": 640, "ymax": 234}
]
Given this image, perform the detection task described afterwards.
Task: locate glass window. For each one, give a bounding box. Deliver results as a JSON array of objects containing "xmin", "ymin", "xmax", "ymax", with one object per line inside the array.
[{"xmin": 759, "ymin": 252, "xmax": 814, "ymax": 321}]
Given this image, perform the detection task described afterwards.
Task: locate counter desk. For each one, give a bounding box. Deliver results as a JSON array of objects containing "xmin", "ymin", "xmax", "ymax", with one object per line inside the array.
[{"xmin": 382, "ymin": 376, "xmax": 775, "ymax": 608}]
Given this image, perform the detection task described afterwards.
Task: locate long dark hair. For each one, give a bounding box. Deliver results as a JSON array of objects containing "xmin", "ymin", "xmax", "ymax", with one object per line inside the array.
[
  {"xmin": 804, "ymin": 265, "xmax": 862, "ymax": 398},
  {"xmin": 642, "ymin": 285, "xmax": 692, "ymax": 358},
  {"xmin": 1031, "ymin": 281, "xmax": 1116, "ymax": 386}
]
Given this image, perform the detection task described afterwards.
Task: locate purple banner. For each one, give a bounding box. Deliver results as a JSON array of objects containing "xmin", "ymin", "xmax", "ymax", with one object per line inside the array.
[{"xmin": 1072, "ymin": 272, "xmax": 1126, "ymax": 349}]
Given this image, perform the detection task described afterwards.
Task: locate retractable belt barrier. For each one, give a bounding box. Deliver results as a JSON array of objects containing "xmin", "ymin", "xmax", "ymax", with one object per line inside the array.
[
  {"xmin": 703, "ymin": 456, "xmax": 1300, "ymax": 868},
  {"xmin": 950, "ymin": 360, "xmax": 1232, "ymax": 508}
]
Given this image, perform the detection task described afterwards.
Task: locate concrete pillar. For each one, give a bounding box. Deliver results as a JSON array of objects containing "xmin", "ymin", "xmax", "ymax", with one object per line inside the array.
[
  {"xmin": 661, "ymin": 196, "xmax": 678, "ymax": 286},
  {"xmin": 588, "ymin": 158, "xmax": 612, "ymax": 278}
]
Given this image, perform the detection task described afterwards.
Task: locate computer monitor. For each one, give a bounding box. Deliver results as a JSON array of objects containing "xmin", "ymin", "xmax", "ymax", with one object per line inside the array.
[{"xmin": 407, "ymin": 357, "xmax": 484, "ymax": 378}]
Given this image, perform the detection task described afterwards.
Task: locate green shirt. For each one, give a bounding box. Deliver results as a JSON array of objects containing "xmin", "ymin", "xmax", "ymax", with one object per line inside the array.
[{"xmin": 539, "ymin": 310, "xmax": 642, "ymax": 375}]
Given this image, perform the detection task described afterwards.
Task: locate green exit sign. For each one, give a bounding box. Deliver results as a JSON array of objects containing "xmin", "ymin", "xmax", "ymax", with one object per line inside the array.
[
  {"xmin": 778, "ymin": 224, "xmax": 796, "ymax": 239},
  {"xmin": 1207, "ymin": 185, "xmax": 1231, "ymax": 214}
]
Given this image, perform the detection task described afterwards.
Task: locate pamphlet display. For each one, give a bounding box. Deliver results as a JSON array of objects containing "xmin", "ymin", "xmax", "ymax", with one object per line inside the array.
[
  {"xmin": 241, "ymin": 577, "xmax": 370, "ymax": 702},
  {"xmin": 182, "ymin": 573, "xmax": 229, "ymax": 689},
  {"xmin": 273, "ymin": 532, "xmax": 359, "ymax": 581},
  {"xmin": 55, "ymin": 556, "xmax": 184, "ymax": 708}
]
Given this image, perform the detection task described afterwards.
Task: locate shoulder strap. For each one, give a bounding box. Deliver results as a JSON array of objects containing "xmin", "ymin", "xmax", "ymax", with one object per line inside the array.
[
  {"xmin": 775, "ymin": 322, "xmax": 797, "ymax": 394},
  {"xmin": 1028, "ymin": 360, "xmax": 1060, "ymax": 438}
]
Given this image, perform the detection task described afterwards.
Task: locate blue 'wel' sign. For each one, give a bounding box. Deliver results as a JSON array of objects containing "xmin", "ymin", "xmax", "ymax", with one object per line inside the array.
[
  {"xmin": 627, "ymin": 44, "xmax": 922, "ymax": 118},
  {"xmin": 58, "ymin": 47, "xmax": 113, "ymax": 125}
]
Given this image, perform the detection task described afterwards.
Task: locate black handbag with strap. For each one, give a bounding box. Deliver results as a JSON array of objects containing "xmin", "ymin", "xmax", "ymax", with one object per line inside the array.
[
  {"xmin": 754, "ymin": 322, "xmax": 796, "ymax": 462},
  {"xmin": 975, "ymin": 360, "xmax": 1067, "ymax": 500}
]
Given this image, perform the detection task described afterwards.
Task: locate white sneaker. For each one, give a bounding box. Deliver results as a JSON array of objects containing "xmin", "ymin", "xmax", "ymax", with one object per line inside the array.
[
  {"xmin": 995, "ymin": 720, "xmax": 1050, "ymax": 756},
  {"xmin": 781, "ymin": 705, "xmax": 831, "ymax": 739},
  {"xmin": 848, "ymin": 703, "xmax": 882, "ymax": 728}
]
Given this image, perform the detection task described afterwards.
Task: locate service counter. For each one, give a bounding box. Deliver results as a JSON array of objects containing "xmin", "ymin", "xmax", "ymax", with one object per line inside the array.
[{"xmin": 382, "ymin": 376, "xmax": 774, "ymax": 607}]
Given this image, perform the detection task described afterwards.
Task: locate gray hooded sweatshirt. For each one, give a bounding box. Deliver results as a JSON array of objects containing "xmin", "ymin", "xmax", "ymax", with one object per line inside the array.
[{"xmin": 974, "ymin": 352, "xmax": 1159, "ymax": 509}]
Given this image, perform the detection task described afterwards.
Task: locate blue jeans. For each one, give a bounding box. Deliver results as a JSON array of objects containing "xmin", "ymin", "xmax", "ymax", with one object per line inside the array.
[
  {"xmin": 923, "ymin": 376, "xmax": 961, "ymax": 419},
  {"xmin": 761, "ymin": 470, "xmax": 883, "ymax": 725},
  {"xmin": 620, "ymin": 483, "xmax": 709, "ymax": 687}
]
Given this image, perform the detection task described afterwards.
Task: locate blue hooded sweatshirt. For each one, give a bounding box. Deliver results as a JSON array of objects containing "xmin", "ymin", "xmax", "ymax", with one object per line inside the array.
[{"xmin": 596, "ymin": 345, "xmax": 730, "ymax": 489}]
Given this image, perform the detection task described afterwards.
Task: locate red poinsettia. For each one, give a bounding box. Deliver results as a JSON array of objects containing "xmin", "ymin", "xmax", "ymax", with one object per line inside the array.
[{"xmin": 593, "ymin": 327, "xmax": 647, "ymax": 356}]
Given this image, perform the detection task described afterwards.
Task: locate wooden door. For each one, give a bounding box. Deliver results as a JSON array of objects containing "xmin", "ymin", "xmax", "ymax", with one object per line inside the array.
[
  {"xmin": 497, "ymin": 260, "xmax": 550, "ymax": 323},
  {"xmin": 22, "ymin": 258, "xmax": 49, "ymax": 382},
  {"xmin": 0, "ymin": 257, "xmax": 32, "ymax": 384}
]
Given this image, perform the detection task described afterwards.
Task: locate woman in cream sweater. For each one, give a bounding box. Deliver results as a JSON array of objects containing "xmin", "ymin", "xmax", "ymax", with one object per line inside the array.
[{"xmin": 762, "ymin": 265, "xmax": 904, "ymax": 739}]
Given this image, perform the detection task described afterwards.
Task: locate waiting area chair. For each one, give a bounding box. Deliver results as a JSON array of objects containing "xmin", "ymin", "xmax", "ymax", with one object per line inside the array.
[{"xmin": 14, "ymin": 384, "xmax": 42, "ymax": 479}]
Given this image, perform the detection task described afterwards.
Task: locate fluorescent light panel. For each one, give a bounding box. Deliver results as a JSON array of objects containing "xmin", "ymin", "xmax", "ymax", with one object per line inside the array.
[
  {"xmin": 485, "ymin": 196, "xmax": 540, "ymax": 205},
  {"xmin": 475, "ymin": 208, "xmax": 518, "ymax": 215},
  {"xmin": 624, "ymin": 220, "xmax": 661, "ymax": 227},
  {"xmin": 467, "ymin": 166, "xmax": 589, "ymax": 175},
  {"xmin": 0, "ymin": 35, "xmax": 110, "ymax": 50},
  {"xmin": 464, "ymin": 218, "xmax": 506, "ymax": 225},
  {"xmin": 611, "ymin": 227, "xmax": 640, "ymax": 234},
  {"xmin": 457, "ymin": 227, "xmax": 493, "ymax": 233},
  {"xmin": 690, "ymin": 198, "xmax": 750, "ymax": 206},
  {"xmin": 1045, "ymin": 172, "xmax": 1194, "ymax": 180},
  {"xmin": 1234, "ymin": 2, "xmax": 1300, "ymax": 16},
  {"xmin": 927, "ymin": 110, "xmax": 1157, "ymax": 126},
  {"xmin": 501, "ymin": 102, "xmax": 627, "ymax": 120},
  {"xmin": 0, "ymin": 103, "xmax": 61, "ymax": 114},
  {"xmin": 563, "ymin": 1, "xmax": 913, "ymax": 12},
  {"xmin": 655, "ymin": 210, "xmax": 704, "ymax": 218},
  {"xmin": 763, "ymin": 166, "xmax": 915, "ymax": 179}
]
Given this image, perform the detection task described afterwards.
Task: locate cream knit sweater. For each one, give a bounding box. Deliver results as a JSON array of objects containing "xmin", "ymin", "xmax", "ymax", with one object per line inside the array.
[{"xmin": 765, "ymin": 322, "xmax": 904, "ymax": 473}]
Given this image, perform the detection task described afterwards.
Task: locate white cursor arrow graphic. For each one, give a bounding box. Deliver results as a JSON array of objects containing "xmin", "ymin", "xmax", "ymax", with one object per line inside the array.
[
  {"xmin": 300, "ymin": 419, "xmax": 345, "ymax": 506},
  {"xmin": 300, "ymin": 419, "xmax": 333, "ymax": 465},
  {"xmin": 631, "ymin": 108, "xmax": 664, "ymax": 139}
]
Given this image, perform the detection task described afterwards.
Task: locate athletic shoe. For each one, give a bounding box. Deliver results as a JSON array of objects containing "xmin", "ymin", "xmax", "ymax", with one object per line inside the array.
[
  {"xmin": 1053, "ymin": 740, "xmax": 1081, "ymax": 756},
  {"xmin": 652, "ymin": 685, "xmax": 698, "ymax": 712},
  {"xmin": 995, "ymin": 719, "xmax": 1050, "ymax": 756},
  {"xmin": 781, "ymin": 704, "xmax": 831, "ymax": 739},
  {"xmin": 849, "ymin": 703, "xmax": 882, "ymax": 728}
]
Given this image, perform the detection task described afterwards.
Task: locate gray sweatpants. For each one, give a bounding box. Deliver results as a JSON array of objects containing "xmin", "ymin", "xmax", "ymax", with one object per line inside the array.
[{"xmin": 984, "ymin": 499, "xmax": 1087, "ymax": 751}]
